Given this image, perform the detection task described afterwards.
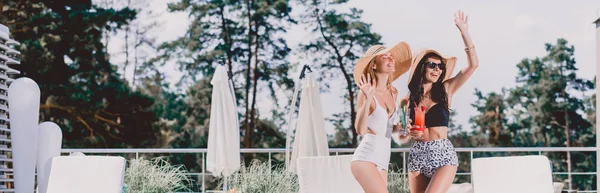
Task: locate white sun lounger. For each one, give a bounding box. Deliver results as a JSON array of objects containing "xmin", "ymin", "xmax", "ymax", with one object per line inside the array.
[
  {"xmin": 46, "ymin": 156, "xmax": 126, "ymax": 193},
  {"xmin": 296, "ymin": 155, "xmax": 363, "ymax": 193},
  {"xmin": 471, "ymin": 155, "xmax": 563, "ymax": 193}
]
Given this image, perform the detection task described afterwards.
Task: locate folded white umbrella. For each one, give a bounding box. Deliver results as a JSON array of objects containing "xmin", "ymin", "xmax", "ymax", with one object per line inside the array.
[
  {"xmin": 288, "ymin": 74, "xmax": 330, "ymax": 172},
  {"xmin": 207, "ymin": 65, "xmax": 240, "ymax": 178}
]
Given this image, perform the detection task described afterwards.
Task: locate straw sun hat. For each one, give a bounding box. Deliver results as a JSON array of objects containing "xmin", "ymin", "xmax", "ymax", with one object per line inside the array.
[
  {"xmin": 353, "ymin": 41, "xmax": 413, "ymax": 85},
  {"xmin": 407, "ymin": 48, "xmax": 457, "ymax": 83}
]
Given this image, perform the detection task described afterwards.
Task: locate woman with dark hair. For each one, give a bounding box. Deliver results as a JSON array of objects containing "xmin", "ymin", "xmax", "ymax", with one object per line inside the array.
[{"xmin": 398, "ymin": 10, "xmax": 479, "ymax": 193}]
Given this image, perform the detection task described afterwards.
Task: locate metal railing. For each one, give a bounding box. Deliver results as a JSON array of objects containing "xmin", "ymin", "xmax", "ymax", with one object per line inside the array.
[{"xmin": 61, "ymin": 147, "xmax": 598, "ymax": 193}]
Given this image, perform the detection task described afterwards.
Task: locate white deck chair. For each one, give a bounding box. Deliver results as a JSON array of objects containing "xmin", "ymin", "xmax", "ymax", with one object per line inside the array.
[
  {"xmin": 46, "ymin": 156, "xmax": 126, "ymax": 193},
  {"xmin": 471, "ymin": 155, "xmax": 562, "ymax": 193},
  {"xmin": 296, "ymin": 155, "xmax": 363, "ymax": 193}
]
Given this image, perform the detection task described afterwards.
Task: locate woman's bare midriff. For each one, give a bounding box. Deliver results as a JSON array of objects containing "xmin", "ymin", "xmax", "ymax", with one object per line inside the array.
[{"xmin": 415, "ymin": 127, "xmax": 448, "ymax": 142}]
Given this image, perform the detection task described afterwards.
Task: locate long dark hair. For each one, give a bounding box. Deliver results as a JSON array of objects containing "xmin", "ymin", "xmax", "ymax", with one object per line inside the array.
[{"xmin": 408, "ymin": 53, "xmax": 450, "ymax": 115}]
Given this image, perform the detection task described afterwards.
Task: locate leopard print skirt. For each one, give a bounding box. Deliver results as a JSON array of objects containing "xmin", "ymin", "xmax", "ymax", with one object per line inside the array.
[{"xmin": 407, "ymin": 139, "xmax": 459, "ymax": 178}]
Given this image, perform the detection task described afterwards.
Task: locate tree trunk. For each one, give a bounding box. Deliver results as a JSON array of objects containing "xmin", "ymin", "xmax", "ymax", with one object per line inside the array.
[
  {"xmin": 132, "ymin": 27, "xmax": 139, "ymax": 86},
  {"xmin": 349, "ymin": 85, "xmax": 358, "ymax": 146},
  {"xmin": 249, "ymin": 24, "xmax": 259, "ymax": 149},
  {"xmin": 537, "ymin": 96, "xmax": 550, "ymax": 146},
  {"xmin": 314, "ymin": 6, "xmax": 358, "ymax": 146},
  {"xmin": 560, "ymin": 75, "xmax": 572, "ymax": 190},
  {"xmin": 218, "ymin": 5, "xmax": 234, "ymax": 76},
  {"xmin": 242, "ymin": 0, "xmax": 254, "ymax": 148},
  {"xmin": 564, "ymin": 109, "xmax": 572, "ymax": 190},
  {"xmin": 123, "ymin": 27, "xmax": 130, "ymax": 78}
]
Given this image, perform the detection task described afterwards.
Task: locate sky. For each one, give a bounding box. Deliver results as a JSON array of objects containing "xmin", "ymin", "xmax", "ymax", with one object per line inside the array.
[{"xmin": 106, "ymin": 0, "xmax": 600, "ymax": 136}]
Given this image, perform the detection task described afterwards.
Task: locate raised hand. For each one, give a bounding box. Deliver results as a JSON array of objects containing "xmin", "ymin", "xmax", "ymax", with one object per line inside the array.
[
  {"xmin": 357, "ymin": 73, "xmax": 376, "ymax": 97},
  {"xmin": 454, "ymin": 10, "xmax": 469, "ymax": 33}
]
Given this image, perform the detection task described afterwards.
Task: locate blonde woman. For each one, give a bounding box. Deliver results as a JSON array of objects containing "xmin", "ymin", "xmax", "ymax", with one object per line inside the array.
[{"xmin": 350, "ymin": 42, "xmax": 421, "ymax": 193}]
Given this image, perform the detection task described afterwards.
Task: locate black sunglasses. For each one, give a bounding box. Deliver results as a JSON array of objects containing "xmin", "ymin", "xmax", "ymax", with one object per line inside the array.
[{"xmin": 425, "ymin": 62, "xmax": 445, "ymax": 70}]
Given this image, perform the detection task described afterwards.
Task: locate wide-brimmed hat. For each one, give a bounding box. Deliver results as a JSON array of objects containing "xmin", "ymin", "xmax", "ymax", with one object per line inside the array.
[
  {"xmin": 353, "ymin": 41, "xmax": 412, "ymax": 85},
  {"xmin": 407, "ymin": 48, "xmax": 457, "ymax": 83}
]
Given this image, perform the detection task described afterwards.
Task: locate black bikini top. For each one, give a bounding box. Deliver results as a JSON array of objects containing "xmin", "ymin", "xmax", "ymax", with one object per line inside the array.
[
  {"xmin": 410, "ymin": 103, "xmax": 449, "ymax": 128},
  {"xmin": 425, "ymin": 104, "xmax": 449, "ymax": 127}
]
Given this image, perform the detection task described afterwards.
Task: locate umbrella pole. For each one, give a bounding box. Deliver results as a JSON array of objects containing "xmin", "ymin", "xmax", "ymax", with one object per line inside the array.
[
  {"xmin": 285, "ymin": 65, "xmax": 312, "ymax": 170},
  {"xmin": 285, "ymin": 80, "xmax": 301, "ymax": 170}
]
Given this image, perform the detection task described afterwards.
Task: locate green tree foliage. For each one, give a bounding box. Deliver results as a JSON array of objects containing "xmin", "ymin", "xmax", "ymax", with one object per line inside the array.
[
  {"xmin": 152, "ymin": 0, "xmax": 296, "ymax": 151},
  {"xmin": 298, "ymin": 0, "xmax": 382, "ymax": 147},
  {"xmin": 469, "ymin": 89, "xmax": 511, "ymax": 146},
  {"xmin": 1, "ymin": 0, "xmax": 160, "ymax": 148},
  {"xmin": 468, "ymin": 38, "xmax": 595, "ymax": 190}
]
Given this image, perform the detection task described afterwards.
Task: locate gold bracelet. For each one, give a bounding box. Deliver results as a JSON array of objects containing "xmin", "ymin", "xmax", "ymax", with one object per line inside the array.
[{"xmin": 465, "ymin": 46, "xmax": 475, "ymax": 52}]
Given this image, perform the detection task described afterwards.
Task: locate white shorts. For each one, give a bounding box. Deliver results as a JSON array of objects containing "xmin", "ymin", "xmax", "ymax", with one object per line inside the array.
[{"xmin": 351, "ymin": 134, "xmax": 391, "ymax": 171}]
